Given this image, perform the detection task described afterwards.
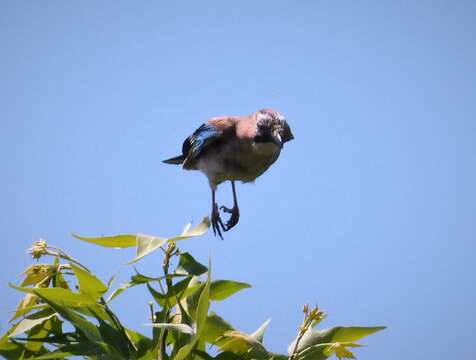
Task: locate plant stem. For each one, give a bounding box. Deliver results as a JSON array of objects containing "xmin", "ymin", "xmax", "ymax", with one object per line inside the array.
[
  {"xmin": 46, "ymin": 247, "xmax": 91, "ymax": 273},
  {"xmin": 159, "ymin": 242, "xmax": 176, "ymax": 360},
  {"xmin": 289, "ymin": 326, "xmax": 306, "ymax": 360}
]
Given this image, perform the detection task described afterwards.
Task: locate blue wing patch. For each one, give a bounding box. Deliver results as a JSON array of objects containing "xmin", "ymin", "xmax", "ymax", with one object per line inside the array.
[{"xmin": 182, "ymin": 124, "xmax": 220, "ymax": 168}]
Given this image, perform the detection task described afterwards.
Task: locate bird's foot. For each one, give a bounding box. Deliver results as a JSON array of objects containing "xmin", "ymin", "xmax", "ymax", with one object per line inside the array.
[
  {"xmin": 220, "ymin": 205, "xmax": 240, "ymax": 231},
  {"xmin": 211, "ymin": 203, "xmax": 225, "ymax": 239}
]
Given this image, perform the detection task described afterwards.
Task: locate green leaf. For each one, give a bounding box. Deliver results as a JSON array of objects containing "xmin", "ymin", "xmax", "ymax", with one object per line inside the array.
[
  {"xmin": 9, "ymin": 314, "xmax": 56, "ymax": 338},
  {"xmin": 288, "ymin": 326, "xmax": 386, "ymax": 360},
  {"xmin": 218, "ymin": 330, "xmax": 269, "ymax": 359},
  {"xmin": 269, "ymin": 353, "xmax": 289, "ymax": 360},
  {"xmin": 331, "ymin": 326, "xmax": 386, "ymax": 343},
  {"xmin": 21, "ymin": 265, "xmax": 53, "ymax": 287},
  {"xmin": 173, "ymin": 261, "xmax": 211, "ymax": 360},
  {"xmin": 72, "ymin": 233, "xmax": 138, "ymax": 248},
  {"xmin": 127, "ymin": 234, "xmax": 168, "ymax": 264},
  {"xmin": 324, "ymin": 342, "xmax": 363, "ymax": 360},
  {"xmin": 74, "ymin": 303, "xmax": 115, "ymax": 324},
  {"xmin": 10, "ymin": 284, "xmax": 96, "ymax": 308},
  {"xmin": 172, "ymin": 338, "xmax": 195, "ymax": 360},
  {"xmin": 215, "ymin": 318, "xmax": 270, "ymax": 358},
  {"xmin": 70, "ymin": 263, "xmax": 108, "ymax": 301},
  {"xmin": 210, "ymin": 280, "xmax": 251, "ymax": 301},
  {"xmin": 195, "ymin": 268, "xmax": 211, "ymax": 338},
  {"xmin": 250, "ymin": 318, "xmax": 271, "ymax": 343},
  {"xmin": 91, "ymin": 309, "xmax": 132, "ymax": 358},
  {"xmin": 107, "ymin": 271, "xmax": 185, "ymax": 303},
  {"xmin": 107, "ymin": 282, "xmax": 135, "ymax": 302},
  {"xmin": 192, "ymin": 350, "xmax": 244, "ymax": 360},
  {"xmin": 128, "ymin": 217, "xmax": 209, "ymax": 264},
  {"xmin": 30, "ymin": 352, "xmax": 73, "ymax": 359},
  {"xmin": 0, "ymin": 323, "xmax": 27, "ymax": 360},
  {"xmin": 32, "ymin": 293, "xmax": 102, "ymax": 345},
  {"xmin": 146, "ymin": 323, "xmax": 194, "ymax": 335},
  {"xmin": 291, "ymin": 343, "xmax": 329, "ymax": 360},
  {"xmin": 215, "ymin": 352, "xmax": 245, "ymax": 360},
  {"xmin": 30, "ymin": 343, "xmax": 104, "ymax": 359},
  {"xmin": 24, "ymin": 316, "xmax": 56, "ymax": 353},
  {"xmin": 9, "ymin": 293, "xmax": 39, "ymax": 321},
  {"xmin": 130, "ymin": 271, "xmax": 165, "ymax": 284},
  {"xmin": 169, "ymin": 217, "xmax": 210, "ymax": 242},
  {"xmin": 175, "ymin": 253, "xmax": 208, "ymax": 276},
  {"xmin": 147, "ymin": 277, "xmax": 193, "ymax": 308},
  {"xmin": 203, "ymin": 312, "xmax": 234, "ymax": 345},
  {"xmin": 124, "ymin": 328, "xmax": 153, "ymax": 359},
  {"xmin": 75, "ymin": 217, "xmax": 209, "ymax": 265}
]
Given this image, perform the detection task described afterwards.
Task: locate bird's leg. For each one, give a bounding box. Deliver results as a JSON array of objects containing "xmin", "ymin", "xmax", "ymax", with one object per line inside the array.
[
  {"xmin": 220, "ymin": 181, "xmax": 240, "ymax": 231},
  {"xmin": 211, "ymin": 188, "xmax": 225, "ymax": 239}
]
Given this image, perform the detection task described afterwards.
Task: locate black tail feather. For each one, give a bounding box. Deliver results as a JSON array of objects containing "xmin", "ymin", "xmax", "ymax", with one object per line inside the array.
[{"xmin": 162, "ymin": 155, "xmax": 185, "ymax": 165}]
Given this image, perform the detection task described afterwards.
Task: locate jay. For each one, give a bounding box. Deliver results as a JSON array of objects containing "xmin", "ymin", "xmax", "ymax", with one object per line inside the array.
[{"xmin": 163, "ymin": 108, "xmax": 294, "ymax": 238}]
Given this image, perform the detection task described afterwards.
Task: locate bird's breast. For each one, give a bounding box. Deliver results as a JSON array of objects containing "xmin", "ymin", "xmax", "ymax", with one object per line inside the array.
[{"xmin": 197, "ymin": 139, "xmax": 281, "ymax": 186}]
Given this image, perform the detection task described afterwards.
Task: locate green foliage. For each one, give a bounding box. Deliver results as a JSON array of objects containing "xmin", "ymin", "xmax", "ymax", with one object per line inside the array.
[{"xmin": 1, "ymin": 218, "xmax": 384, "ymax": 360}]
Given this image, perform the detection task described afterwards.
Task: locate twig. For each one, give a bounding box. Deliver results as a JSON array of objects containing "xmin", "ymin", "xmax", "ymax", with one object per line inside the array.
[
  {"xmin": 289, "ymin": 305, "xmax": 324, "ymax": 360},
  {"xmin": 159, "ymin": 242, "xmax": 177, "ymax": 360}
]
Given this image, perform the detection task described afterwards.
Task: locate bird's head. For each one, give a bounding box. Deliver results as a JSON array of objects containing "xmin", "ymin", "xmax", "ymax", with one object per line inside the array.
[{"xmin": 255, "ymin": 109, "xmax": 294, "ymax": 148}]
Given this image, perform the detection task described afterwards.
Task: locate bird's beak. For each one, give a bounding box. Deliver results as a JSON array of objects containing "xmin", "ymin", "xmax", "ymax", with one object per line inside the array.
[{"xmin": 273, "ymin": 133, "xmax": 283, "ymax": 148}]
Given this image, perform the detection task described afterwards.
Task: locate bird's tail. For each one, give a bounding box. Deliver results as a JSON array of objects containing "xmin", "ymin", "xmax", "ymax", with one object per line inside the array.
[{"xmin": 162, "ymin": 154, "xmax": 185, "ymax": 165}]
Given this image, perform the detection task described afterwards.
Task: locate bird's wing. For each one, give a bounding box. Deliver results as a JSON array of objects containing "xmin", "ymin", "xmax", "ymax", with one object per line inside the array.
[{"xmin": 182, "ymin": 116, "xmax": 237, "ymax": 168}]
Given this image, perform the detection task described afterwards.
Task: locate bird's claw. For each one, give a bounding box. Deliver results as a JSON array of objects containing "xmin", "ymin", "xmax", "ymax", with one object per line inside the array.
[
  {"xmin": 219, "ymin": 205, "xmax": 240, "ymax": 232},
  {"xmin": 212, "ymin": 203, "xmax": 226, "ymax": 239},
  {"xmin": 220, "ymin": 205, "xmax": 233, "ymax": 214}
]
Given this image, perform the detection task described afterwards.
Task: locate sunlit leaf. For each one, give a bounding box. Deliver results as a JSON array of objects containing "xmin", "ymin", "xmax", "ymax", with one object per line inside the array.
[
  {"xmin": 106, "ymin": 282, "xmax": 133, "ymax": 303},
  {"xmin": 70, "ymin": 263, "xmax": 108, "ymax": 301},
  {"xmin": 130, "ymin": 271, "xmax": 164, "ymax": 284},
  {"xmin": 10, "ymin": 284, "xmax": 96, "ymax": 307},
  {"xmin": 128, "ymin": 216, "xmax": 209, "ymax": 264},
  {"xmin": 21, "ymin": 265, "xmax": 53, "ymax": 287},
  {"xmin": 72, "ymin": 233, "xmax": 137, "ymax": 248},
  {"xmin": 147, "ymin": 277, "xmax": 193, "ymax": 308},
  {"xmin": 169, "ymin": 217, "xmax": 210, "ymax": 242},
  {"xmin": 146, "ymin": 323, "xmax": 194, "ymax": 335},
  {"xmin": 124, "ymin": 328, "xmax": 153, "ymax": 359},
  {"xmin": 75, "ymin": 218, "xmax": 209, "ymax": 265},
  {"xmin": 173, "ymin": 260, "xmax": 211, "ymax": 360},
  {"xmin": 218, "ymin": 330, "xmax": 269, "ymax": 359},
  {"xmin": 9, "ymin": 293, "xmax": 39, "ymax": 322},
  {"xmin": 195, "ymin": 264, "xmax": 211, "ymax": 338},
  {"xmin": 9, "ymin": 314, "xmax": 56, "ymax": 338},
  {"xmin": 107, "ymin": 271, "xmax": 185, "ymax": 303},
  {"xmin": 127, "ymin": 234, "xmax": 167, "ymax": 264},
  {"xmin": 250, "ymin": 318, "xmax": 271, "ymax": 343},
  {"xmin": 0, "ymin": 323, "xmax": 27, "ymax": 360},
  {"xmin": 324, "ymin": 342, "xmax": 362, "ymax": 360},
  {"xmin": 331, "ymin": 326, "xmax": 386, "ymax": 343},
  {"xmin": 210, "ymin": 280, "xmax": 251, "ymax": 301},
  {"xmin": 175, "ymin": 253, "xmax": 208, "ymax": 276},
  {"xmin": 74, "ymin": 303, "xmax": 115, "ymax": 324},
  {"xmin": 216, "ymin": 318, "xmax": 270, "ymax": 358},
  {"xmin": 288, "ymin": 326, "xmax": 385, "ymax": 360},
  {"xmin": 24, "ymin": 317, "xmax": 55, "ymax": 353},
  {"xmin": 203, "ymin": 313, "xmax": 234, "ymax": 345}
]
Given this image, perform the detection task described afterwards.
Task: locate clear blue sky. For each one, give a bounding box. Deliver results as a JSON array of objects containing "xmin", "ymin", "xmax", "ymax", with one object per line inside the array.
[{"xmin": 1, "ymin": 1, "xmax": 475, "ymax": 359}]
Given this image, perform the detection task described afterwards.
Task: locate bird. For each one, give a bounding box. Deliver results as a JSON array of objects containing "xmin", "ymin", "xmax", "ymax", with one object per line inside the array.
[{"xmin": 163, "ymin": 108, "xmax": 294, "ymax": 238}]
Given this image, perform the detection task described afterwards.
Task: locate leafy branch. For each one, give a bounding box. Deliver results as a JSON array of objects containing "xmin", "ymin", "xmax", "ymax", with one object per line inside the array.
[{"xmin": 1, "ymin": 217, "xmax": 385, "ymax": 360}]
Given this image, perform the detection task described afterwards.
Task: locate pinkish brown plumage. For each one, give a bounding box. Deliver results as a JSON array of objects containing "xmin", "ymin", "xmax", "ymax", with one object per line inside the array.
[{"xmin": 163, "ymin": 109, "xmax": 293, "ymax": 238}]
